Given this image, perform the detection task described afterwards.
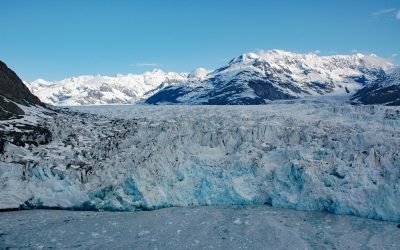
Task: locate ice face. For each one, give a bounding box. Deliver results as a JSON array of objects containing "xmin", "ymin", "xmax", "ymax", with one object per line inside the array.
[{"xmin": 0, "ymin": 103, "xmax": 399, "ymax": 222}]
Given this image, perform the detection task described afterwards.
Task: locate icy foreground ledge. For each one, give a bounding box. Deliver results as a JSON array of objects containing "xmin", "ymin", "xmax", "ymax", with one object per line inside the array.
[
  {"xmin": 0, "ymin": 104, "xmax": 399, "ymax": 222},
  {"xmin": 1, "ymin": 206, "xmax": 399, "ymax": 249}
]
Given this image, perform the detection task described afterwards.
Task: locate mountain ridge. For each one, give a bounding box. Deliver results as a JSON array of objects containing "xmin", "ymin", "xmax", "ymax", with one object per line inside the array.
[
  {"xmin": 352, "ymin": 67, "xmax": 400, "ymax": 106},
  {"xmin": 25, "ymin": 50, "xmax": 395, "ymax": 106},
  {"xmin": 146, "ymin": 50, "xmax": 393, "ymax": 104},
  {"xmin": 26, "ymin": 69, "xmax": 188, "ymax": 105}
]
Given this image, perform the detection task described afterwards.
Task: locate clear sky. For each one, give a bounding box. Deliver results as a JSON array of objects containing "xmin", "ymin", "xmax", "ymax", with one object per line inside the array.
[{"xmin": 1, "ymin": 0, "xmax": 399, "ymax": 81}]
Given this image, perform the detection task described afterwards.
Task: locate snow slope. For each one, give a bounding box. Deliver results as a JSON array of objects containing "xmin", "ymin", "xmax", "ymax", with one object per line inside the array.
[
  {"xmin": 146, "ymin": 50, "xmax": 393, "ymax": 104},
  {"xmin": 352, "ymin": 67, "xmax": 400, "ymax": 105},
  {"xmin": 26, "ymin": 70, "xmax": 188, "ymax": 105},
  {"xmin": 1, "ymin": 103, "xmax": 399, "ymax": 222}
]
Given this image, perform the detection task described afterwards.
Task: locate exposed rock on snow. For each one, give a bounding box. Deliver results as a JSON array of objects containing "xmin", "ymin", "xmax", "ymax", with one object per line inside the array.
[
  {"xmin": 0, "ymin": 60, "xmax": 51, "ymax": 157},
  {"xmin": 25, "ymin": 50, "xmax": 394, "ymax": 106},
  {"xmin": 146, "ymin": 50, "xmax": 392, "ymax": 104},
  {"xmin": 1, "ymin": 104, "xmax": 399, "ymax": 222},
  {"xmin": 26, "ymin": 70, "xmax": 188, "ymax": 105},
  {"xmin": 352, "ymin": 67, "xmax": 400, "ymax": 106}
]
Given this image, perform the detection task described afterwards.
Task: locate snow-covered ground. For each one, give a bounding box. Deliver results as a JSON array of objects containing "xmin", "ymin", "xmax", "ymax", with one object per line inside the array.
[
  {"xmin": 1, "ymin": 206, "xmax": 399, "ymax": 249},
  {"xmin": 1, "ymin": 103, "xmax": 399, "ymax": 222}
]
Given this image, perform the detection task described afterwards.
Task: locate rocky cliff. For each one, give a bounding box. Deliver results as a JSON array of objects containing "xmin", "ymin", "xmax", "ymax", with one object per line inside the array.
[{"xmin": 0, "ymin": 60, "xmax": 43, "ymax": 119}]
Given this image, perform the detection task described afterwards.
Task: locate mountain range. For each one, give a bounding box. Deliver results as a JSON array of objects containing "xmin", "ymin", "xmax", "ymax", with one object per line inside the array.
[
  {"xmin": 26, "ymin": 70, "xmax": 188, "ymax": 105},
  {"xmin": 25, "ymin": 50, "xmax": 398, "ymax": 106}
]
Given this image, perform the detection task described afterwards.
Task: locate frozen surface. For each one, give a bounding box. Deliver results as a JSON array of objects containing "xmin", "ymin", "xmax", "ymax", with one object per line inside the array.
[
  {"xmin": 1, "ymin": 206, "xmax": 399, "ymax": 249},
  {"xmin": 1, "ymin": 103, "xmax": 400, "ymax": 222}
]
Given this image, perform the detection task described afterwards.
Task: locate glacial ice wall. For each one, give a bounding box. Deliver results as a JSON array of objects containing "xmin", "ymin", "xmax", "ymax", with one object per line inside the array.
[{"xmin": 0, "ymin": 104, "xmax": 399, "ymax": 222}]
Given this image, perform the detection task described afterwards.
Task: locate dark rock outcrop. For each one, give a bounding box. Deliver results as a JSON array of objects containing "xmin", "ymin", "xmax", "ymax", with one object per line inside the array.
[
  {"xmin": 352, "ymin": 67, "xmax": 400, "ymax": 106},
  {"xmin": 0, "ymin": 60, "xmax": 52, "ymax": 152},
  {"xmin": 352, "ymin": 85, "xmax": 400, "ymax": 106},
  {"xmin": 0, "ymin": 60, "xmax": 43, "ymax": 119},
  {"xmin": 0, "ymin": 96, "xmax": 25, "ymax": 119},
  {"xmin": 0, "ymin": 124, "xmax": 52, "ymax": 154}
]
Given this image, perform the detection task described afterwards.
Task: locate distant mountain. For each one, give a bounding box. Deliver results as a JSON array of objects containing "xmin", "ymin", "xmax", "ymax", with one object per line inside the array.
[
  {"xmin": 352, "ymin": 67, "xmax": 400, "ymax": 106},
  {"xmin": 25, "ymin": 50, "xmax": 395, "ymax": 106},
  {"xmin": 26, "ymin": 70, "xmax": 188, "ymax": 105},
  {"xmin": 146, "ymin": 50, "xmax": 393, "ymax": 105},
  {"xmin": 0, "ymin": 60, "xmax": 43, "ymax": 119}
]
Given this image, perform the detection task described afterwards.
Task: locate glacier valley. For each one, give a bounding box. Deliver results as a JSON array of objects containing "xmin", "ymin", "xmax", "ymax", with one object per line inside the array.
[{"xmin": 1, "ymin": 102, "xmax": 399, "ymax": 223}]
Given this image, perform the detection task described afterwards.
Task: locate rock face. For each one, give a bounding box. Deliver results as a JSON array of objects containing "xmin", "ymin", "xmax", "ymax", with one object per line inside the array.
[
  {"xmin": 0, "ymin": 60, "xmax": 51, "ymax": 154},
  {"xmin": 352, "ymin": 67, "xmax": 400, "ymax": 106},
  {"xmin": 146, "ymin": 50, "xmax": 392, "ymax": 105},
  {"xmin": 0, "ymin": 60, "xmax": 42, "ymax": 119},
  {"xmin": 0, "ymin": 96, "xmax": 25, "ymax": 119}
]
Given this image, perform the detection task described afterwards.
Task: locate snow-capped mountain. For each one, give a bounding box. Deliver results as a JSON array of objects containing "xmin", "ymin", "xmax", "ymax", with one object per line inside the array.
[
  {"xmin": 26, "ymin": 70, "xmax": 188, "ymax": 105},
  {"xmin": 352, "ymin": 67, "xmax": 400, "ymax": 106},
  {"xmin": 146, "ymin": 50, "xmax": 393, "ymax": 104},
  {"xmin": 25, "ymin": 50, "xmax": 395, "ymax": 106}
]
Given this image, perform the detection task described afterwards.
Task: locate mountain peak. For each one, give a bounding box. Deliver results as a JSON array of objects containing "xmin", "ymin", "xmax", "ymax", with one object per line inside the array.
[
  {"xmin": 148, "ymin": 68, "xmax": 164, "ymax": 74},
  {"xmin": 146, "ymin": 50, "xmax": 394, "ymax": 105},
  {"xmin": 226, "ymin": 50, "xmax": 394, "ymax": 72},
  {"xmin": 189, "ymin": 68, "xmax": 211, "ymax": 79}
]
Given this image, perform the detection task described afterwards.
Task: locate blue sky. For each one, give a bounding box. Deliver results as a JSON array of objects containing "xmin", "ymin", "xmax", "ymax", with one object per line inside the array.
[{"xmin": 1, "ymin": 0, "xmax": 399, "ymax": 81}]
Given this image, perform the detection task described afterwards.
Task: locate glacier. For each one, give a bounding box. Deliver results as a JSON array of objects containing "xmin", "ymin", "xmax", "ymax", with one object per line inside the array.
[{"xmin": 0, "ymin": 102, "xmax": 399, "ymax": 222}]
